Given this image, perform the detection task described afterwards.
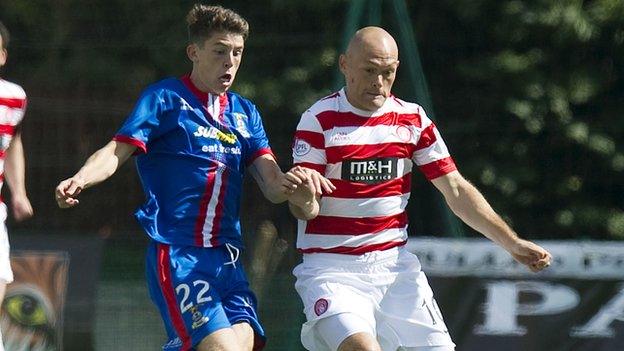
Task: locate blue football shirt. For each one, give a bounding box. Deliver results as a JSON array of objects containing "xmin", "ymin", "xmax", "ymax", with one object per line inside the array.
[{"xmin": 114, "ymin": 76, "xmax": 273, "ymax": 248}]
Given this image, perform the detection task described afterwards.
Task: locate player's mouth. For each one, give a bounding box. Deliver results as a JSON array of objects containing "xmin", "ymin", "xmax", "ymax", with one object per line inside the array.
[
  {"xmin": 219, "ymin": 73, "xmax": 233, "ymax": 83},
  {"xmin": 366, "ymin": 92, "xmax": 385, "ymax": 98}
]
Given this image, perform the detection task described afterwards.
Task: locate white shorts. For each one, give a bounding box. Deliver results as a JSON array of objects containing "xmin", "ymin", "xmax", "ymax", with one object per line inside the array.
[
  {"xmin": 293, "ymin": 246, "xmax": 454, "ymax": 351},
  {"xmin": 0, "ymin": 203, "xmax": 12, "ymax": 284}
]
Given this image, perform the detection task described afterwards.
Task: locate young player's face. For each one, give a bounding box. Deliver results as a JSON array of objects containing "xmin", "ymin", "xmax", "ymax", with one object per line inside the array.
[
  {"xmin": 340, "ymin": 47, "xmax": 399, "ymax": 111},
  {"xmin": 187, "ymin": 32, "xmax": 244, "ymax": 94}
]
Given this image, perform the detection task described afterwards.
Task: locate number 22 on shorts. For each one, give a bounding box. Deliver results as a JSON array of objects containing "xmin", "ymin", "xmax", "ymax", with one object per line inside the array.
[{"xmin": 175, "ymin": 280, "xmax": 212, "ymax": 313}]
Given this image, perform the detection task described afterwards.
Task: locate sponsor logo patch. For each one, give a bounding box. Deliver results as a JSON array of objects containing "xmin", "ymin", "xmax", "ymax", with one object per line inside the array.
[
  {"xmin": 314, "ymin": 298, "xmax": 329, "ymax": 316},
  {"xmin": 194, "ymin": 126, "xmax": 237, "ymax": 144},
  {"xmin": 329, "ymin": 131, "xmax": 351, "ymax": 144},
  {"xmin": 294, "ymin": 138, "xmax": 311, "ymax": 156},
  {"xmin": 341, "ymin": 157, "xmax": 399, "ymax": 184}
]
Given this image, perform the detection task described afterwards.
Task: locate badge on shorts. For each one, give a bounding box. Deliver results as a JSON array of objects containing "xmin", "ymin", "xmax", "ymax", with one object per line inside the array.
[
  {"xmin": 190, "ymin": 306, "xmax": 209, "ymax": 329},
  {"xmin": 314, "ymin": 298, "xmax": 329, "ymax": 316}
]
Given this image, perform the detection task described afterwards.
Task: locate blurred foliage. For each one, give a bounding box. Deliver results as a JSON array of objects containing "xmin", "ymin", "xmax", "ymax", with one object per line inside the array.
[{"xmin": 0, "ymin": 0, "xmax": 622, "ymax": 240}]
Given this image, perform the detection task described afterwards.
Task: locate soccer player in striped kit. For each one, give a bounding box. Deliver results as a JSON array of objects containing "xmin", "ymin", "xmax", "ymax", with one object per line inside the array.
[
  {"xmin": 54, "ymin": 5, "xmax": 331, "ymax": 351},
  {"xmin": 0, "ymin": 21, "xmax": 34, "ymax": 351},
  {"xmin": 288, "ymin": 27, "xmax": 552, "ymax": 351}
]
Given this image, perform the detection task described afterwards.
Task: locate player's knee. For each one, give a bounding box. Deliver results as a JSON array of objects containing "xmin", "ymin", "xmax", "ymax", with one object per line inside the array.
[{"xmin": 337, "ymin": 332, "xmax": 382, "ymax": 351}]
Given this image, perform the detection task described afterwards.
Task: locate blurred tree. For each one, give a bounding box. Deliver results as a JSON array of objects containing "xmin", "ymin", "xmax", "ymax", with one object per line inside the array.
[
  {"xmin": 411, "ymin": 0, "xmax": 624, "ymax": 239},
  {"xmin": 0, "ymin": 0, "xmax": 621, "ymax": 240}
]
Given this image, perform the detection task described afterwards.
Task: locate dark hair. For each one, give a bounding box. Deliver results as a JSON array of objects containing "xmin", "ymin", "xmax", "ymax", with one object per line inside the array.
[
  {"xmin": 186, "ymin": 4, "xmax": 249, "ymax": 44},
  {"xmin": 0, "ymin": 21, "xmax": 9, "ymax": 49}
]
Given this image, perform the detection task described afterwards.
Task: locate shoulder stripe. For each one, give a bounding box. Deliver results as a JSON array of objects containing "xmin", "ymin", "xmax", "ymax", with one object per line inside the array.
[{"xmin": 316, "ymin": 111, "xmax": 422, "ymax": 131}]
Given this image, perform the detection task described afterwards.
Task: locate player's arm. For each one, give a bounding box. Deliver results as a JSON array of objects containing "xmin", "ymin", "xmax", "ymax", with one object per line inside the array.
[
  {"xmin": 431, "ymin": 170, "xmax": 552, "ymax": 272},
  {"xmin": 4, "ymin": 131, "xmax": 33, "ymax": 221},
  {"xmin": 249, "ymin": 154, "xmax": 301, "ymax": 204},
  {"xmin": 250, "ymin": 155, "xmax": 333, "ymax": 208},
  {"xmin": 55, "ymin": 140, "xmax": 136, "ymax": 208},
  {"xmin": 287, "ymin": 166, "xmax": 328, "ymax": 220}
]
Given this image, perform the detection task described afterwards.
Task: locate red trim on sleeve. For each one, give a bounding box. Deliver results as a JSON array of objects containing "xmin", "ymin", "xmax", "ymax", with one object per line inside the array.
[
  {"xmin": 419, "ymin": 156, "xmax": 457, "ymax": 180},
  {"xmin": 247, "ymin": 147, "xmax": 275, "ymax": 166},
  {"xmin": 113, "ymin": 135, "xmax": 147, "ymax": 155}
]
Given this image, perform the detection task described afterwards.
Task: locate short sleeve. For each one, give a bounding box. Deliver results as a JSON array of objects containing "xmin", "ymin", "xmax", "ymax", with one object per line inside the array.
[
  {"xmin": 113, "ymin": 89, "xmax": 165, "ymax": 154},
  {"xmin": 411, "ymin": 108, "xmax": 457, "ymax": 180},
  {"xmin": 245, "ymin": 106, "xmax": 274, "ymax": 165},
  {"xmin": 292, "ymin": 110, "xmax": 326, "ymax": 173}
]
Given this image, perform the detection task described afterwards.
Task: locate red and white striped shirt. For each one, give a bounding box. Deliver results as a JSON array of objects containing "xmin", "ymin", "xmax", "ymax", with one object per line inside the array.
[
  {"xmin": 292, "ymin": 89, "xmax": 456, "ymax": 255},
  {"xmin": 0, "ymin": 79, "xmax": 27, "ymax": 198}
]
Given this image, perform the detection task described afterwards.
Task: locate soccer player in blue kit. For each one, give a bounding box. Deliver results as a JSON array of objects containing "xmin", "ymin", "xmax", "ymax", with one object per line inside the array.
[{"xmin": 54, "ymin": 4, "xmax": 332, "ymax": 351}]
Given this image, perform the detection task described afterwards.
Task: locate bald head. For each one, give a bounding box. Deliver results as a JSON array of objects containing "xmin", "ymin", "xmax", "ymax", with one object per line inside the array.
[
  {"xmin": 345, "ymin": 26, "xmax": 399, "ymax": 61},
  {"xmin": 340, "ymin": 27, "xmax": 400, "ymax": 111}
]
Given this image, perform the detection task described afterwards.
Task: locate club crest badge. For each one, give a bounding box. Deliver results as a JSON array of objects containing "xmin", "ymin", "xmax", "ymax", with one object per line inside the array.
[
  {"xmin": 314, "ymin": 298, "xmax": 329, "ymax": 316},
  {"xmin": 395, "ymin": 125, "xmax": 413, "ymax": 142}
]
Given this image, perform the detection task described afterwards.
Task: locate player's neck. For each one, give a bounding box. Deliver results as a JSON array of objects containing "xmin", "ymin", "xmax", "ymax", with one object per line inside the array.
[{"xmin": 189, "ymin": 71, "xmax": 217, "ymax": 96}]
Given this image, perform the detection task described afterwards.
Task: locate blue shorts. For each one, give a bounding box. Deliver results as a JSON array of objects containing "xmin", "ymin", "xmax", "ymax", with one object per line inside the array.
[{"xmin": 146, "ymin": 241, "xmax": 265, "ymax": 350}]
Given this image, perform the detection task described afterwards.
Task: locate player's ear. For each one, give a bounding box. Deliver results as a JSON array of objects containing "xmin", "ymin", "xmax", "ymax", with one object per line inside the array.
[
  {"xmin": 0, "ymin": 48, "xmax": 7, "ymax": 67},
  {"xmin": 338, "ymin": 54, "xmax": 347, "ymax": 75},
  {"xmin": 186, "ymin": 43, "xmax": 198, "ymax": 63}
]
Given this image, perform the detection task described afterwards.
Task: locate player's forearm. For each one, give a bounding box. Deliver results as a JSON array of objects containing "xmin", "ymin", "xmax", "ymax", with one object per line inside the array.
[
  {"xmin": 4, "ymin": 135, "xmax": 28, "ymax": 197},
  {"xmin": 75, "ymin": 141, "xmax": 133, "ymax": 189},
  {"xmin": 263, "ymin": 179, "xmax": 289, "ymax": 204},
  {"xmin": 288, "ymin": 198, "xmax": 319, "ymax": 220},
  {"xmin": 444, "ymin": 177, "xmax": 519, "ymax": 250}
]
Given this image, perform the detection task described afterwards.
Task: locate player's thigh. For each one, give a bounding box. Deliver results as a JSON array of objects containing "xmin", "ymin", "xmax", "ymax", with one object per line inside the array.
[
  {"xmin": 146, "ymin": 242, "xmax": 233, "ymax": 349},
  {"xmin": 231, "ymin": 322, "xmax": 254, "ymax": 350},
  {"xmin": 337, "ymin": 332, "xmax": 381, "ymax": 351},
  {"xmin": 316, "ymin": 312, "xmax": 379, "ymax": 351},
  {"xmin": 196, "ymin": 327, "xmax": 242, "ymax": 351}
]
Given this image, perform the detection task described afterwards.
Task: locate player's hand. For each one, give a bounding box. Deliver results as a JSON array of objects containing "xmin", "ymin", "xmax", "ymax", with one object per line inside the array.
[
  {"xmin": 55, "ymin": 175, "xmax": 85, "ymax": 209},
  {"xmin": 299, "ymin": 167, "xmax": 335, "ymax": 196},
  {"xmin": 284, "ymin": 167, "xmax": 316, "ymax": 208},
  {"xmin": 282, "ymin": 166, "xmax": 312, "ymax": 195},
  {"xmin": 11, "ymin": 194, "xmax": 33, "ymax": 221},
  {"xmin": 508, "ymin": 238, "xmax": 552, "ymax": 273}
]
